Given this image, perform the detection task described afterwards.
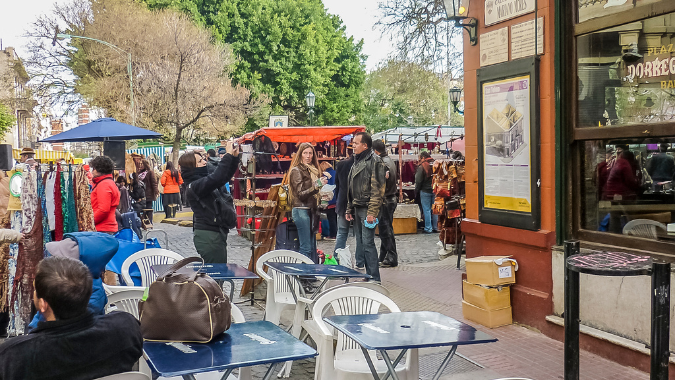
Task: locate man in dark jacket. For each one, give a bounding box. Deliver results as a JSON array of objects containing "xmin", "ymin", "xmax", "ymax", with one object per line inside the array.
[
  {"xmin": 647, "ymin": 143, "xmax": 674, "ymax": 184},
  {"xmin": 180, "ymin": 143, "xmax": 240, "ymax": 263},
  {"xmin": 0, "ymin": 256, "xmax": 142, "ymax": 380},
  {"xmin": 206, "ymin": 148, "xmax": 220, "ymax": 174},
  {"xmin": 333, "ymin": 155, "xmax": 354, "ymax": 254},
  {"xmin": 346, "ymin": 132, "xmax": 386, "ymax": 282},
  {"xmin": 415, "ymin": 151, "xmax": 437, "ymax": 233},
  {"xmin": 373, "ymin": 139, "xmax": 398, "ymax": 267}
]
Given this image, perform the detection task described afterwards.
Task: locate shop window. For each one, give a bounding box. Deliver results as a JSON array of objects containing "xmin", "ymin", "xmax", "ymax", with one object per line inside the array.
[
  {"xmin": 581, "ymin": 140, "xmax": 675, "ymax": 241},
  {"xmin": 578, "ymin": 0, "xmax": 665, "ymax": 23},
  {"xmin": 573, "ymin": 10, "xmax": 675, "ymax": 252}
]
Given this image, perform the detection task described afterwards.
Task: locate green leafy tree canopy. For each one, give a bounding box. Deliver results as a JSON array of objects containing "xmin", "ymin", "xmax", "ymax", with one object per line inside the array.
[
  {"xmin": 144, "ymin": 0, "xmax": 366, "ymax": 130},
  {"xmin": 0, "ymin": 104, "xmax": 16, "ymax": 140}
]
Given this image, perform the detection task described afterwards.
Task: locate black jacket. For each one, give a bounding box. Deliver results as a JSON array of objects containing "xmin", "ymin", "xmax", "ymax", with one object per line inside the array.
[
  {"xmin": 207, "ymin": 156, "xmax": 220, "ymax": 174},
  {"xmin": 347, "ymin": 149, "xmax": 386, "ymax": 217},
  {"xmin": 378, "ymin": 151, "xmax": 398, "ymax": 199},
  {"xmin": 0, "ymin": 311, "xmax": 142, "ymax": 380},
  {"xmin": 183, "ymin": 153, "xmax": 240, "ymax": 233},
  {"xmin": 334, "ymin": 156, "xmax": 354, "ymax": 216}
]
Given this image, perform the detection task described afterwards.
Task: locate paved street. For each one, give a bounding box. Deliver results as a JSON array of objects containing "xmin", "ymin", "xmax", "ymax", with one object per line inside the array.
[{"xmin": 158, "ymin": 222, "xmax": 650, "ymax": 380}]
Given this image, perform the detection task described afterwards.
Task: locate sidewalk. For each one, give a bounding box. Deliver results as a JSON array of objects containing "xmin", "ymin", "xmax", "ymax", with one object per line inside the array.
[{"xmin": 158, "ymin": 223, "xmax": 649, "ymax": 379}]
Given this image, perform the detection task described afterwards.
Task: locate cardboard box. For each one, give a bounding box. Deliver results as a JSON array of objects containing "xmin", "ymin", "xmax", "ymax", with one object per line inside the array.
[
  {"xmin": 462, "ymin": 280, "xmax": 511, "ymax": 310},
  {"xmin": 377, "ymin": 217, "xmax": 418, "ymax": 235},
  {"xmin": 465, "ymin": 255, "xmax": 517, "ymax": 286},
  {"xmin": 462, "ymin": 300, "xmax": 512, "ymax": 328}
]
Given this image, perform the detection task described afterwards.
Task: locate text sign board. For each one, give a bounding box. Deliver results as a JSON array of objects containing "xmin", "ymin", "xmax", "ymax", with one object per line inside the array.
[
  {"xmin": 511, "ymin": 17, "xmax": 544, "ymax": 59},
  {"xmin": 480, "ymin": 27, "xmax": 509, "ymax": 67},
  {"xmin": 485, "ymin": 0, "xmax": 535, "ymax": 26}
]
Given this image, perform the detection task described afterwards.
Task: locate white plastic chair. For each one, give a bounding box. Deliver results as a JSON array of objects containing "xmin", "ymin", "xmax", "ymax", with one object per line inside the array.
[
  {"xmin": 622, "ymin": 219, "xmax": 667, "ymax": 239},
  {"xmin": 121, "ymin": 248, "xmax": 184, "ymax": 287},
  {"xmin": 255, "ymin": 249, "xmax": 315, "ymax": 325},
  {"xmin": 279, "ymin": 282, "xmax": 390, "ymax": 377},
  {"xmin": 310, "ymin": 287, "xmax": 418, "ymax": 380},
  {"xmin": 105, "ymin": 289, "xmax": 145, "ymax": 319},
  {"xmin": 103, "ymin": 283, "xmax": 145, "ymax": 296},
  {"xmin": 95, "ymin": 372, "xmax": 150, "ymax": 380},
  {"xmin": 152, "ymin": 303, "xmax": 251, "ymax": 380}
]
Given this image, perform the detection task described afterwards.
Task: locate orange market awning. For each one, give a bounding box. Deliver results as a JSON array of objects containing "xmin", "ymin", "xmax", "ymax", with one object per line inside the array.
[{"xmin": 239, "ymin": 126, "xmax": 365, "ymax": 144}]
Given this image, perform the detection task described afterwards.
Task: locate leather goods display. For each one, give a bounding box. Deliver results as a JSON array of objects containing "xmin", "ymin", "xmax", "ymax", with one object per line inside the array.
[
  {"xmin": 139, "ymin": 257, "xmax": 232, "ymax": 343},
  {"xmin": 432, "ymin": 197, "xmax": 446, "ymax": 215}
]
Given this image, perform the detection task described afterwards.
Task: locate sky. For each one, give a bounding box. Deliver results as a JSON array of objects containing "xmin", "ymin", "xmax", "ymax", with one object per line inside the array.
[{"xmin": 0, "ymin": 0, "xmax": 396, "ymax": 72}]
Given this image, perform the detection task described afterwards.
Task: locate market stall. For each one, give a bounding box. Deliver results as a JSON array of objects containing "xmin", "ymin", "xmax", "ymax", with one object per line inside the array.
[{"xmin": 11, "ymin": 149, "xmax": 77, "ymax": 163}]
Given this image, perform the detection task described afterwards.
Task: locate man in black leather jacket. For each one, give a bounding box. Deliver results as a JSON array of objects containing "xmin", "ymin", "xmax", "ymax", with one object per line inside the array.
[
  {"xmin": 373, "ymin": 139, "xmax": 398, "ymax": 267},
  {"xmin": 346, "ymin": 132, "xmax": 386, "ymax": 282}
]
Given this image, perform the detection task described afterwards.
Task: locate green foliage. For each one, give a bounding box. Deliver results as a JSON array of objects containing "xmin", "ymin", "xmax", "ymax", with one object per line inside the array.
[
  {"xmin": 0, "ymin": 104, "xmax": 16, "ymax": 140},
  {"xmin": 144, "ymin": 0, "xmax": 366, "ymax": 128},
  {"xmin": 362, "ymin": 59, "xmax": 460, "ymax": 133}
]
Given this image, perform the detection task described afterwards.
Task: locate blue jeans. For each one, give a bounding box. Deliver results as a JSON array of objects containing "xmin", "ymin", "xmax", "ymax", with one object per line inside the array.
[
  {"xmin": 334, "ymin": 213, "xmax": 350, "ymax": 252},
  {"xmin": 292, "ymin": 208, "xmax": 316, "ymax": 261},
  {"xmin": 352, "ymin": 207, "xmax": 381, "ymax": 282},
  {"xmin": 420, "ymin": 191, "xmax": 438, "ymax": 233}
]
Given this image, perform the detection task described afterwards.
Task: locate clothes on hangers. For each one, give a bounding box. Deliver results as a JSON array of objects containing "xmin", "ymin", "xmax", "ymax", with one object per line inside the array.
[
  {"xmin": 45, "ymin": 171, "xmax": 57, "ymax": 231},
  {"xmin": 64, "ymin": 166, "xmax": 78, "ymax": 233},
  {"xmin": 53, "ymin": 166, "xmax": 64, "ymax": 241},
  {"xmin": 75, "ymin": 165, "xmax": 96, "ymax": 232}
]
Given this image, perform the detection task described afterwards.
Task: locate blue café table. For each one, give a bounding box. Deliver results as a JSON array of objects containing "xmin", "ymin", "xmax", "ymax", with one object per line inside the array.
[
  {"xmin": 143, "ymin": 320, "xmax": 317, "ymax": 380},
  {"xmin": 152, "ymin": 263, "xmax": 259, "ymax": 300},
  {"xmin": 264, "ymin": 262, "xmax": 371, "ymax": 301},
  {"xmin": 324, "ymin": 311, "xmax": 498, "ymax": 380}
]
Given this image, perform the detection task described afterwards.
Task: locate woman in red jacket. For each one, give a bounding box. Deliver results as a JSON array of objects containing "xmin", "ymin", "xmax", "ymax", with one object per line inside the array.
[
  {"xmin": 160, "ymin": 161, "xmax": 183, "ymax": 218},
  {"xmin": 90, "ymin": 156, "xmax": 121, "ymax": 233}
]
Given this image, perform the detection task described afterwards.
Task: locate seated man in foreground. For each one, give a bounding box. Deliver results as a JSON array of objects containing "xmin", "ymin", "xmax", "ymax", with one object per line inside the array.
[{"xmin": 0, "ymin": 256, "xmax": 143, "ymax": 379}]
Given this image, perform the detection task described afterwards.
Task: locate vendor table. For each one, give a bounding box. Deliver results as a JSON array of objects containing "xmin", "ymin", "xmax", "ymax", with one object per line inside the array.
[
  {"xmin": 151, "ymin": 263, "xmax": 259, "ymax": 300},
  {"xmin": 391, "ymin": 203, "xmax": 421, "ymax": 234},
  {"xmin": 143, "ymin": 321, "xmax": 317, "ymax": 380},
  {"xmin": 324, "ymin": 311, "xmax": 497, "ymax": 380},
  {"xmin": 564, "ymin": 241, "xmax": 670, "ymax": 380}
]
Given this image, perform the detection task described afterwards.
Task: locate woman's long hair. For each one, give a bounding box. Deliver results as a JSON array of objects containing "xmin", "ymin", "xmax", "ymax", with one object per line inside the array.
[
  {"xmin": 289, "ymin": 143, "xmax": 320, "ymax": 172},
  {"xmin": 166, "ymin": 161, "xmax": 179, "ymax": 183}
]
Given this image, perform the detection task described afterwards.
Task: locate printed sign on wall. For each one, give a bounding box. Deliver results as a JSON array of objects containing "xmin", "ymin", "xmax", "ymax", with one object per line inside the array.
[{"xmin": 485, "ymin": 0, "xmax": 535, "ymax": 26}]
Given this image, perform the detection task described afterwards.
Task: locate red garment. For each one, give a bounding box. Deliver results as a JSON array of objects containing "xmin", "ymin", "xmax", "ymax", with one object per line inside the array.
[
  {"xmin": 54, "ymin": 168, "xmax": 64, "ymax": 241},
  {"xmin": 602, "ymin": 157, "xmax": 640, "ymax": 200},
  {"xmin": 160, "ymin": 170, "xmax": 183, "ymax": 194},
  {"xmin": 91, "ymin": 174, "xmax": 121, "ymax": 232}
]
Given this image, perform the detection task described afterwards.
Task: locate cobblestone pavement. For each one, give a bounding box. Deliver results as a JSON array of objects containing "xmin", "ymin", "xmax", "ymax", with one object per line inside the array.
[{"xmin": 161, "ymin": 223, "xmax": 649, "ymax": 380}]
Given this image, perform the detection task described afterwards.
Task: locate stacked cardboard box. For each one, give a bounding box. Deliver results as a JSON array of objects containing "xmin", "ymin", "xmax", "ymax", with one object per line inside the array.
[{"xmin": 462, "ymin": 255, "xmax": 517, "ymax": 328}]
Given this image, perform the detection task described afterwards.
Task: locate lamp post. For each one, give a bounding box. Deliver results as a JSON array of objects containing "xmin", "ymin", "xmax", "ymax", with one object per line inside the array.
[
  {"xmin": 53, "ymin": 33, "xmax": 136, "ymax": 126},
  {"xmin": 305, "ymin": 91, "xmax": 316, "ymax": 126},
  {"xmin": 441, "ymin": 0, "xmax": 478, "ymax": 46},
  {"xmin": 449, "ymin": 87, "xmax": 464, "ymax": 115}
]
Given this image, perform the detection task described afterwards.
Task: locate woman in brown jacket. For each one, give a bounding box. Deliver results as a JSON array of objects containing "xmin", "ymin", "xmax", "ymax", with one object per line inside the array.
[
  {"xmin": 138, "ymin": 159, "xmax": 159, "ymax": 223},
  {"xmin": 289, "ymin": 143, "xmax": 327, "ymax": 262}
]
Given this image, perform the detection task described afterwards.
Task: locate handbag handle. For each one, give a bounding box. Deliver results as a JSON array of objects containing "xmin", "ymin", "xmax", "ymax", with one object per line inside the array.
[{"xmin": 159, "ymin": 256, "xmax": 205, "ymax": 281}]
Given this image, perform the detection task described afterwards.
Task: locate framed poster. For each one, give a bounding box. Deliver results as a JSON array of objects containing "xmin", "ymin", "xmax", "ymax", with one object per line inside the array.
[
  {"xmin": 269, "ymin": 115, "xmax": 289, "ymax": 128},
  {"xmin": 477, "ymin": 56, "xmax": 540, "ymax": 230}
]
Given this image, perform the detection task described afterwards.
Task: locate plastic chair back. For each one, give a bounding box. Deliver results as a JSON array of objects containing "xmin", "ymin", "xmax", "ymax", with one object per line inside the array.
[
  {"xmin": 622, "ymin": 219, "xmax": 667, "ymax": 239},
  {"xmin": 256, "ymin": 249, "xmax": 314, "ymax": 296},
  {"xmin": 105, "ymin": 289, "xmax": 145, "ymax": 319},
  {"xmin": 121, "ymin": 248, "xmax": 184, "ymax": 287}
]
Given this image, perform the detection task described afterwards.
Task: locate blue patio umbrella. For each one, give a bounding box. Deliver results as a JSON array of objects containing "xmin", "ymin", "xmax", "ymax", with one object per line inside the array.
[{"xmin": 40, "ymin": 118, "xmax": 162, "ymax": 142}]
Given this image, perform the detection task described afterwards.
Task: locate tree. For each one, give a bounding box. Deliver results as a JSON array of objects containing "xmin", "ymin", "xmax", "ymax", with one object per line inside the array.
[
  {"xmin": 363, "ymin": 59, "xmax": 462, "ymax": 133},
  {"xmin": 0, "ymin": 104, "xmax": 16, "ymax": 140},
  {"xmin": 25, "ymin": 0, "xmax": 260, "ymax": 163},
  {"xmin": 143, "ymin": 0, "xmax": 366, "ymax": 129},
  {"xmin": 377, "ymin": 0, "xmax": 463, "ymax": 78}
]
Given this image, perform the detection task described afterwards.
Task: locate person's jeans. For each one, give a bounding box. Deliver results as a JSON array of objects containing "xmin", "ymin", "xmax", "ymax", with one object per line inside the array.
[
  {"xmin": 334, "ymin": 213, "xmax": 350, "ymax": 251},
  {"xmin": 352, "ymin": 206, "xmax": 381, "ymax": 282},
  {"xmin": 420, "ymin": 191, "xmax": 438, "ymax": 233},
  {"xmin": 378, "ymin": 198, "xmax": 398, "ymax": 264},
  {"xmin": 325, "ymin": 207, "xmax": 338, "ymax": 238},
  {"xmin": 292, "ymin": 208, "xmax": 316, "ymax": 261}
]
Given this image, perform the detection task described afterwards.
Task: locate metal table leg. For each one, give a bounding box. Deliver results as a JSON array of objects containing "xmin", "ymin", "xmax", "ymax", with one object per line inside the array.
[
  {"xmin": 381, "ymin": 349, "xmax": 408, "ymax": 380},
  {"xmin": 361, "ymin": 347, "xmax": 381, "ymax": 380},
  {"xmin": 651, "ymin": 261, "xmax": 670, "ymax": 380},
  {"xmin": 222, "ymin": 279, "xmax": 236, "ymax": 301},
  {"xmin": 564, "ymin": 240, "xmax": 580, "ymax": 380},
  {"xmin": 218, "ymin": 368, "xmax": 234, "ymax": 380},
  {"xmin": 262, "ymin": 362, "xmax": 279, "ymax": 380},
  {"xmin": 431, "ymin": 346, "xmax": 457, "ymax": 380},
  {"xmin": 379, "ymin": 350, "xmax": 401, "ymax": 380}
]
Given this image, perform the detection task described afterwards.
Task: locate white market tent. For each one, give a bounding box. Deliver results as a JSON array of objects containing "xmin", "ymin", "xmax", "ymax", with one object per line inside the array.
[{"xmin": 372, "ymin": 126, "xmax": 465, "ymax": 149}]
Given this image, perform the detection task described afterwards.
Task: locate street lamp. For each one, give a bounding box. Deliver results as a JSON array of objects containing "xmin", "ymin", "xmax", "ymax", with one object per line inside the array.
[
  {"xmin": 53, "ymin": 32, "xmax": 136, "ymax": 126},
  {"xmin": 442, "ymin": 0, "xmax": 478, "ymax": 46},
  {"xmin": 305, "ymin": 91, "xmax": 316, "ymax": 126},
  {"xmin": 449, "ymin": 87, "xmax": 464, "ymax": 115}
]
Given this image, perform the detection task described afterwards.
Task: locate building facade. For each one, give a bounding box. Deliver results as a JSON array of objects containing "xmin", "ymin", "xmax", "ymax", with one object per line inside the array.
[
  {"xmin": 0, "ymin": 47, "xmax": 35, "ymax": 148},
  {"xmin": 463, "ymin": 0, "xmax": 675, "ymax": 373}
]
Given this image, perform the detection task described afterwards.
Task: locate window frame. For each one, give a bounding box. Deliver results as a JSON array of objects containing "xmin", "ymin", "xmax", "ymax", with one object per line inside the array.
[{"xmin": 570, "ymin": 0, "xmax": 675, "ymax": 254}]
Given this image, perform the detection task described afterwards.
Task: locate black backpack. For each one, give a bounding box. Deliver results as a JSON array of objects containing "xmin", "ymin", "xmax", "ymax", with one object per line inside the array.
[{"xmin": 188, "ymin": 184, "xmax": 237, "ymax": 230}]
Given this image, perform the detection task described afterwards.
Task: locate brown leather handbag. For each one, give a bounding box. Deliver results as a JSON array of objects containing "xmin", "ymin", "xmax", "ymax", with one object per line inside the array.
[{"xmin": 138, "ymin": 257, "xmax": 232, "ymax": 343}]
